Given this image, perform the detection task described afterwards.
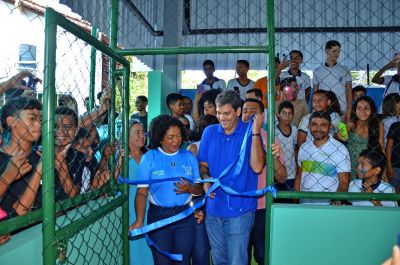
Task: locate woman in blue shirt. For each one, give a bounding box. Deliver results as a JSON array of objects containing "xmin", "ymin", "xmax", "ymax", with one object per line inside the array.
[
  {"xmin": 126, "ymin": 119, "xmax": 153, "ymax": 265},
  {"xmin": 129, "ymin": 115, "xmax": 203, "ymax": 265}
]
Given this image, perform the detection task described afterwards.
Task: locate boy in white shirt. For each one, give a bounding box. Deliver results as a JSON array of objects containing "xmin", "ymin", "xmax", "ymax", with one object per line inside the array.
[
  {"xmin": 278, "ymin": 50, "xmax": 312, "ymax": 104},
  {"xmin": 227, "ymin": 60, "xmax": 255, "ymax": 100},
  {"xmin": 349, "ymin": 149, "xmax": 397, "ymax": 207},
  {"xmin": 199, "ymin": 59, "xmax": 226, "ymax": 91},
  {"xmin": 297, "ymin": 90, "xmax": 341, "ymax": 147},
  {"xmin": 313, "ymin": 40, "xmax": 352, "ymax": 121},
  {"xmin": 275, "ymin": 101, "xmax": 298, "ymax": 191}
]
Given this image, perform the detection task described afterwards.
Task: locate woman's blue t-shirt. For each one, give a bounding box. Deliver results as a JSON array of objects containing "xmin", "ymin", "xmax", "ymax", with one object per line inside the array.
[{"xmin": 138, "ymin": 148, "xmax": 200, "ymax": 207}]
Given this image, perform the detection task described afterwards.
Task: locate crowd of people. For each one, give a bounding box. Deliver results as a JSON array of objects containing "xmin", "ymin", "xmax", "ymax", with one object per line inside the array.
[
  {"xmin": 0, "ymin": 39, "xmax": 399, "ymax": 265},
  {"xmin": 125, "ymin": 40, "xmax": 399, "ymax": 265},
  {"xmin": 0, "ymin": 71, "xmax": 120, "ymax": 244}
]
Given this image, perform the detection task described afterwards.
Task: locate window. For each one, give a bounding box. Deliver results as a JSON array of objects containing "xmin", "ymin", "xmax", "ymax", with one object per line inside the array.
[{"xmin": 18, "ymin": 44, "xmax": 37, "ymax": 70}]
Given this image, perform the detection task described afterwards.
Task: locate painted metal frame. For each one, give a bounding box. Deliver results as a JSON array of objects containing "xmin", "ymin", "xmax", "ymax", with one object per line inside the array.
[{"xmin": 42, "ymin": 6, "xmax": 130, "ymax": 265}]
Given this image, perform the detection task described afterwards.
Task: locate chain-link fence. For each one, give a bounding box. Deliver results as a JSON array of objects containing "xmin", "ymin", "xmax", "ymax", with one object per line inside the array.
[
  {"xmin": 0, "ymin": 2, "xmax": 131, "ymax": 264},
  {"xmin": 43, "ymin": 7, "xmax": 131, "ymax": 265},
  {"xmin": 1, "ymin": 0, "xmax": 400, "ymax": 265}
]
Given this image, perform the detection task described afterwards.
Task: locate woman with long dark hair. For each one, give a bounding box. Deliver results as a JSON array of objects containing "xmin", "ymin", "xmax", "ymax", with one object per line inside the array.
[{"xmin": 346, "ymin": 96, "xmax": 384, "ymax": 178}]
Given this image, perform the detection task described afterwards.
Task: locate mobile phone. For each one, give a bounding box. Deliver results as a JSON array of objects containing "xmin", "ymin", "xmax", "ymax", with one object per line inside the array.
[
  {"xmin": 197, "ymin": 84, "xmax": 206, "ymax": 94},
  {"xmin": 22, "ymin": 75, "xmax": 37, "ymax": 90},
  {"xmin": 27, "ymin": 76, "xmax": 37, "ymax": 90},
  {"xmin": 337, "ymin": 122, "xmax": 348, "ymax": 140},
  {"xmin": 282, "ymin": 54, "xmax": 290, "ymax": 66}
]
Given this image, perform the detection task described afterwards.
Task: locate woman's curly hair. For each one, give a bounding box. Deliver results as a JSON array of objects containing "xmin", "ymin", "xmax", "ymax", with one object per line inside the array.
[{"xmin": 148, "ymin": 114, "xmax": 186, "ymax": 150}]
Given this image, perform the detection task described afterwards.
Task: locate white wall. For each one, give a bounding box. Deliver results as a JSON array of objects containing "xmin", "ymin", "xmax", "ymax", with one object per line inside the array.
[
  {"xmin": 54, "ymin": 0, "xmax": 400, "ymax": 71},
  {"xmin": 0, "ymin": 0, "xmax": 103, "ymax": 114}
]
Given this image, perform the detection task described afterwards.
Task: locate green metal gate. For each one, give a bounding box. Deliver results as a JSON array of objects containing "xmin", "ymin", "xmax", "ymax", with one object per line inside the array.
[
  {"xmin": 41, "ymin": 7, "xmax": 130, "ymax": 265},
  {"xmin": 2, "ymin": 1, "xmax": 400, "ymax": 264}
]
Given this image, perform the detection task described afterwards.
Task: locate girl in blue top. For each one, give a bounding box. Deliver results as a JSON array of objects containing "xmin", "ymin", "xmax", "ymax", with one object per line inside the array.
[{"xmin": 129, "ymin": 115, "xmax": 203, "ymax": 265}]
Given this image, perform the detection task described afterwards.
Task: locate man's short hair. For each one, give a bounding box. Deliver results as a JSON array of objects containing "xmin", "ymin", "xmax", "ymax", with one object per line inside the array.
[
  {"xmin": 55, "ymin": 106, "xmax": 79, "ymax": 128},
  {"xmin": 359, "ymin": 149, "xmax": 386, "ymax": 179},
  {"xmin": 280, "ymin": 77, "xmax": 297, "ymax": 91},
  {"xmin": 1, "ymin": 96, "xmax": 42, "ymax": 131},
  {"xmin": 352, "ymin": 85, "xmax": 367, "ymax": 95},
  {"xmin": 243, "ymin": 98, "xmax": 264, "ymax": 113},
  {"xmin": 325, "ymin": 40, "xmax": 341, "ymax": 50},
  {"xmin": 246, "ymin": 88, "xmax": 263, "ymax": 99},
  {"xmin": 137, "ymin": 95, "xmax": 148, "ymax": 103},
  {"xmin": 382, "ymin": 93, "xmax": 400, "ymax": 117},
  {"xmin": 278, "ymin": 101, "xmax": 294, "ymax": 113},
  {"xmin": 58, "ymin": 94, "xmax": 77, "ymax": 108},
  {"xmin": 202, "ymin": 89, "xmax": 220, "ymax": 105},
  {"xmin": 309, "ymin": 111, "xmax": 331, "ymax": 124},
  {"xmin": 182, "ymin": 96, "xmax": 192, "ymax": 102},
  {"xmin": 203, "ymin": 59, "xmax": 215, "ymax": 69},
  {"xmin": 313, "ymin": 89, "xmax": 329, "ymax": 97},
  {"xmin": 290, "ymin": 50, "xmax": 303, "ymax": 59},
  {"xmin": 166, "ymin": 93, "xmax": 183, "ymax": 107},
  {"xmin": 216, "ymin": 90, "xmax": 242, "ymax": 111},
  {"xmin": 237, "ymin": 60, "xmax": 250, "ymax": 68}
]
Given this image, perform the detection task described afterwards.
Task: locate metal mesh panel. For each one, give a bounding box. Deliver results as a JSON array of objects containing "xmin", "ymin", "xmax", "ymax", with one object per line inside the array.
[
  {"xmin": 0, "ymin": 2, "xmax": 130, "ymax": 264},
  {"xmin": 1, "ymin": 1, "xmax": 400, "ymax": 265},
  {"xmin": 61, "ymin": 199, "xmax": 123, "ymax": 265}
]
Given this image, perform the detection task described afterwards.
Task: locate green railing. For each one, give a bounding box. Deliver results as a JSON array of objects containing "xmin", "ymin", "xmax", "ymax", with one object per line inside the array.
[
  {"xmin": 89, "ymin": 25, "xmax": 97, "ymax": 111},
  {"xmin": 0, "ymin": 184, "xmax": 117, "ymax": 235},
  {"xmin": 113, "ymin": 1, "xmax": 400, "ymax": 265},
  {"xmin": 3, "ymin": 1, "xmax": 398, "ymax": 265},
  {"xmin": 264, "ymin": 1, "xmax": 276, "ymax": 264},
  {"xmin": 41, "ymin": 7, "xmax": 130, "ymax": 265}
]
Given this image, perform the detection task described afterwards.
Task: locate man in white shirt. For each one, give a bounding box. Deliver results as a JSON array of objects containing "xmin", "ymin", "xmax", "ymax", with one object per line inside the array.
[
  {"xmin": 278, "ymin": 50, "xmax": 312, "ymax": 104},
  {"xmin": 199, "ymin": 59, "xmax": 226, "ymax": 91},
  {"xmin": 227, "ymin": 60, "xmax": 255, "ymax": 100},
  {"xmin": 295, "ymin": 111, "xmax": 351, "ymax": 205},
  {"xmin": 313, "ymin": 40, "xmax": 352, "ymax": 121}
]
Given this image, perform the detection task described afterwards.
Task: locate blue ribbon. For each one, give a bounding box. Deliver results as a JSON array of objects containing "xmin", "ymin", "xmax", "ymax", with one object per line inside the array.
[
  {"xmin": 126, "ymin": 117, "xmax": 277, "ymax": 261},
  {"xmin": 118, "ymin": 176, "xmax": 194, "ymax": 185},
  {"xmin": 145, "ymin": 234, "xmax": 182, "ymax": 261},
  {"xmin": 195, "ymin": 178, "xmax": 277, "ymax": 198},
  {"xmin": 129, "ymin": 181, "xmax": 219, "ymax": 236}
]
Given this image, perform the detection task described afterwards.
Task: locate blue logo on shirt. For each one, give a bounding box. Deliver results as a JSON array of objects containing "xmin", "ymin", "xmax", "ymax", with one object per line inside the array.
[{"xmin": 182, "ymin": 165, "xmax": 193, "ymax": 176}]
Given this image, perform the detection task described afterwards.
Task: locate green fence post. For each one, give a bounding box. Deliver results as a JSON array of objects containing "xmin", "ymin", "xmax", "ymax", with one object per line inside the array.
[
  {"xmin": 110, "ymin": 1, "xmax": 129, "ymax": 264},
  {"xmin": 265, "ymin": 0, "xmax": 276, "ymax": 264},
  {"xmin": 108, "ymin": 0, "xmax": 119, "ymax": 186},
  {"xmin": 121, "ymin": 66, "xmax": 130, "ymax": 265},
  {"xmin": 89, "ymin": 26, "xmax": 97, "ymax": 110},
  {"xmin": 42, "ymin": 8, "xmax": 57, "ymax": 265}
]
